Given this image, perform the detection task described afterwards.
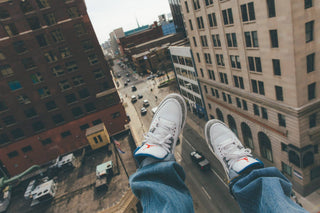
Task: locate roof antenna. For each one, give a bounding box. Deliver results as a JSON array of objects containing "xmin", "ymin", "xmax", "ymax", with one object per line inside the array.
[{"xmin": 136, "ymin": 17, "xmax": 140, "ymax": 28}]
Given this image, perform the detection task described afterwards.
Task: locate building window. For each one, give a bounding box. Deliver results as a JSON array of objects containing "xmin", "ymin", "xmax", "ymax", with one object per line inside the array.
[
  {"xmin": 289, "ymin": 151, "xmax": 300, "ymax": 167},
  {"xmin": 227, "ymin": 94, "xmax": 232, "ymax": 104},
  {"xmin": 11, "ymin": 128, "xmax": 24, "ymax": 140},
  {"xmin": 45, "ymin": 100, "xmax": 57, "ymax": 111},
  {"xmin": 275, "ymin": 86, "xmax": 283, "ymax": 101},
  {"xmin": 185, "ymin": 1, "xmax": 189, "ymax": 12},
  {"xmin": 193, "ymin": 0, "xmax": 200, "ymax": 10},
  {"xmin": 248, "ymin": 57, "xmax": 262, "ymax": 72},
  {"xmin": 230, "ymin": 55, "xmax": 241, "ymax": 69},
  {"xmin": 4, "ymin": 23, "xmax": 19, "ymax": 37},
  {"xmin": 211, "ymin": 88, "xmax": 215, "ymax": 96},
  {"xmin": 216, "ymin": 54, "xmax": 224, "ymax": 66},
  {"xmin": 44, "ymin": 51, "xmax": 58, "ymax": 63},
  {"xmin": 36, "ymin": 0, "xmax": 50, "ymax": 8},
  {"xmin": 65, "ymin": 61, "xmax": 78, "ymax": 72},
  {"xmin": 204, "ymin": 85, "xmax": 208, "ymax": 94},
  {"xmin": 240, "ymin": 2, "xmax": 255, "ymax": 22},
  {"xmin": 92, "ymin": 119, "xmax": 102, "ymax": 125},
  {"xmin": 208, "ymin": 13, "xmax": 217, "ymax": 27},
  {"xmin": 253, "ymin": 104, "xmax": 260, "ymax": 116},
  {"xmin": 189, "ymin": 20, "xmax": 193, "ymax": 31},
  {"xmin": 30, "ymin": 72, "xmax": 43, "ymax": 84},
  {"xmin": 267, "ymin": 0, "xmax": 276, "ymax": 17},
  {"xmin": 8, "ymin": 80, "xmax": 22, "ymax": 91},
  {"xmin": 305, "ymin": 21, "xmax": 314, "ymax": 43},
  {"xmin": 68, "ymin": 7, "xmax": 80, "ymax": 18},
  {"xmin": 59, "ymin": 47, "xmax": 72, "ymax": 58},
  {"xmin": 199, "ymin": 68, "xmax": 204, "ymax": 77},
  {"xmin": 242, "ymin": 100, "xmax": 248, "ymax": 111},
  {"xmin": 272, "ymin": 59, "xmax": 281, "ymax": 76},
  {"xmin": 216, "ymin": 108, "xmax": 224, "ymax": 122},
  {"xmin": 0, "ymin": 133, "xmax": 10, "ymax": 145},
  {"xmin": 32, "ymin": 121, "xmax": 45, "ymax": 132},
  {"xmin": 233, "ymin": 76, "xmax": 244, "ymax": 89},
  {"xmin": 226, "ymin": 33, "xmax": 237, "ymax": 47},
  {"xmin": 196, "ymin": 16, "xmax": 204, "ymax": 29},
  {"xmin": 305, "ymin": 0, "xmax": 313, "ymax": 9},
  {"xmin": 65, "ymin": 93, "xmax": 77, "ymax": 104},
  {"xmin": 282, "ymin": 162, "xmax": 292, "ymax": 176},
  {"xmin": 27, "ymin": 17, "xmax": 41, "ymax": 30},
  {"xmin": 72, "ymin": 75, "xmax": 84, "ymax": 86},
  {"xmin": 270, "ymin": 30, "xmax": 279, "ymax": 48},
  {"xmin": 51, "ymin": 65, "xmax": 65, "ymax": 77},
  {"xmin": 222, "ymin": 8, "xmax": 234, "ymax": 25},
  {"xmin": 22, "ymin": 57, "xmax": 36, "ymax": 70},
  {"xmin": 8, "ymin": 151, "xmax": 19, "ymax": 158},
  {"xmin": 17, "ymin": 94, "xmax": 31, "ymax": 105},
  {"xmin": 24, "ymin": 108, "xmax": 37, "ymax": 118},
  {"xmin": 261, "ymin": 107, "xmax": 268, "ymax": 119},
  {"xmin": 88, "ymin": 54, "xmax": 99, "ymax": 65},
  {"xmin": 251, "ymin": 80, "xmax": 265, "ymax": 95},
  {"xmin": 208, "ymin": 69, "xmax": 215, "ymax": 80},
  {"xmin": 0, "ymin": 65, "xmax": 14, "ymax": 77},
  {"xmin": 196, "ymin": 53, "xmax": 201, "ymax": 63},
  {"xmin": 219, "ymin": 72, "xmax": 228, "ymax": 84},
  {"xmin": 208, "ymin": 103, "xmax": 211, "ymax": 109},
  {"xmin": 205, "ymin": 0, "xmax": 213, "ymax": 6},
  {"xmin": 82, "ymin": 39, "xmax": 94, "ymax": 51},
  {"xmin": 303, "ymin": 152, "xmax": 314, "ymax": 168},
  {"xmin": 0, "ymin": 101, "xmax": 8, "ymax": 112},
  {"xmin": 204, "ymin": 53, "xmax": 212, "ymax": 64},
  {"xmin": 78, "ymin": 88, "xmax": 90, "ymax": 99},
  {"xmin": 41, "ymin": 138, "xmax": 52, "ymax": 146},
  {"xmin": 74, "ymin": 22, "xmax": 87, "ymax": 36},
  {"xmin": 52, "ymin": 114, "xmax": 65, "ymax": 124},
  {"xmin": 215, "ymin": 89, "xmax": 219, "ymax": 98},
  {"xmin": 309, "ymin": 113, "xmax": 316, "ymax": 128},
  {"xmin": 80, "ymin": 124, "xmax": 89, "ymax": 131},
  {"xmin": 61, "ymin": 130, "xmax": 71, "ymax": 138},
  {"xmin": 36, "ymin": 34, "xmax": 50, "ymax": 47},
  {"xmin": 85, "ymin": 102, "xmax": 96, "ymax": 112},
  {"xmin": 20, "ymin": 0, "xmax": 34, "ymax": 13},
  {"xmin": 236, "ymin": 97, "xmax": 241, "ymax": 108},
  {"xmin": 200, "ymin": 35, "xmax": 208, "ymax": 47},
  {"xmin": 13, "ymin": 41, "xmax": 27, "ymax": 54},
  {"xmin": 258, "ymin": 132, "xmax": 273, "ymax": 162},
  {"xmin": 212, "ymin": 34, "xmax": 221, "ymax": 47},
  {"xmin": 2, "ymin": 115, "xmax": 16, "ymax": 126},
  {"xmin": 0, "ymin": 7, "xmax": 10, "ymax": 19},
  {"xmin": 244, "ymin": 31, "xmax": 259, "ymax": 48},
  {"xmin": 51, "ymin": 29, "xmax": 64, "ymax": 43},
  {"xmin": 281, "ymin": 143, "xmax": 288, "ymax": 152},
  {"xmin": 308, "ymin": 82, "xmax": 316, "ymax": 100},
  {"xmin": 58, "ymin": 80, "xmax": 71, "ymax": 91},
  {"xmin": 43, "ymin": 13, "xmax": 56, "ymax": 26},
  {"xmin": 22, "ymin": 145, "xmax": 32, "ymax": 153},
  {"xmin": 192, "ymin": 37, "xmax": 197, "ymax": 47},
  {"xmin": 307, "ymin": 53, "xmax": 315, "ymax": 73},
  {"xmin": 278, "ymin": 113, "xmax": 286, "ymax": 127},
  {"xmin": 38, "ymin": 86, "xmax": 51, "ymax": 98}
]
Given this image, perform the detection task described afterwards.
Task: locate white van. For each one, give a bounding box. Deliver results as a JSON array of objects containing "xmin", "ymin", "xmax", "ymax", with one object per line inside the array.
[{"xmin": 151, "ymin": 107, "xmax": 158, "ymax": 115}]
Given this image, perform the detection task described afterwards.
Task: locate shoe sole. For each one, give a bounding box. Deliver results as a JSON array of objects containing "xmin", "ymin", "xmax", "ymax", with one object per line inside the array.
[
  {"xmin": 153, "ymin": 93, "xmax": 187, "ymax": 153},
  {"xmin": 205, "ymin": 119, "xmax": 230, "ymax": 178}
]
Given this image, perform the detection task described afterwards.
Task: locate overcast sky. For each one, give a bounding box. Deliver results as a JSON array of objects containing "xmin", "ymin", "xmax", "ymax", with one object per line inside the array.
[{"xmin": 84, "ymin": 0, "xmax": 171, "ymax": 44}]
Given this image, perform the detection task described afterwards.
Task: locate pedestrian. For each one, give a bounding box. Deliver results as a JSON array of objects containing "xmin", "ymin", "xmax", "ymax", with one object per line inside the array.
[{"xmin": 129, "ymin": 93, "xmax": 307, "ymax": 213}]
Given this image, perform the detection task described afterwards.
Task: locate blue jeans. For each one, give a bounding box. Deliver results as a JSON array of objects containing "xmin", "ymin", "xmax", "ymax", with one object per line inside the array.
[{"xmin": 129, "ymin": 155, "xmax": 307, "ymax": 213}]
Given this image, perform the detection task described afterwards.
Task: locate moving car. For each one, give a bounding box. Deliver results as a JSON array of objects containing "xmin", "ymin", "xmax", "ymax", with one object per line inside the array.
[
  {"xmin": 131, "ymin": 95, "xmax": 137, "ymax": 103},
  {"xmin": 141, "ymin": 107, "xmax": 147, "ymax": 115},
  {"xmin": 190, "ymin": 151, "xmax": 210, "ymax": 171},
  {"xmin": 137, "ymin": 94, "xmax": 143, "ymax": 99},
  {"xmin": 143, "ymin": 100, "xmax": 149, "ymax": 107},
  {"xmin": 131, "ymin": 85, "xmax": 137, "ymax": 91}
]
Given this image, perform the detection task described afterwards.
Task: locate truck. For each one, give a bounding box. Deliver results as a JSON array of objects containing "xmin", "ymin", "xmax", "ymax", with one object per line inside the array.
[{"xmin": 95, "ymin": 161, "xmax": 113, "ymax": 191}]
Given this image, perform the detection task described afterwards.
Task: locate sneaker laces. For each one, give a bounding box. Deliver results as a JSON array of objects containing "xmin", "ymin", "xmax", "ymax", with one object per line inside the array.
[
  {"xmin": 218, "ymin": 138, "xmax": 252, "ymax": 170},
  {"xmin": 142, "ymin": 118, "xmax": 175, "ymax": 154}
]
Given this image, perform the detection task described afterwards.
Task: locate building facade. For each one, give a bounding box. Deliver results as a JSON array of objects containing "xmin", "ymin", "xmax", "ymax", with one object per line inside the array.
[
  {"xmin": 168, "ymin": 0, "xmax": 186, "ymax": 36},
  {"xmin": 181, "ymin": 0, "xmax": 320, "ymax": 195},
  {"xmin": 0, "ymin": 0, "xmax": 127, "ymax": 176},
  {"xmin": 169, "ymin": 45, "xmax": 206, "ymax": 119}
]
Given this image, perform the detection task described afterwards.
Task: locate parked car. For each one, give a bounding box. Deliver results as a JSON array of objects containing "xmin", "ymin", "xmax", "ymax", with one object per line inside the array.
[
  {"xmin": 151, "ymin": 106, "xmax": 158, "ymax": 115},
  {"xmin": 127, "ymin": 79, "xmax": 130, "ymax": 82},
  {"xmin": 131, "ymin": 95, "xmax": 137, "ymax": 103},
  {"xmin": 117, "ymin": 74, "xmax": 121, "ymax": 78},
  {"xmin": 126, "ymin": 73, "xmax": 130, "ymax": 77},
  {"xmin": 137, "ymin": 94, "xmax": 143, "ymax": 99},
  {"xmin": 124, "ymin": 82, "xmax": 128, "ymax": 86},
  {"xmin": 131, "ymin": 85, "xmax": 137, "ymax": 91},
  {"xmin": 141, "ymin": 107, "xmax": 147, "ymax": 115},
  {"xmin": 143, "ymin": 100, "xmax": 149, "ymax": 107},
  {"xmin": 190, "ymin": 151, "xmax": 210, "ymax": 171}
]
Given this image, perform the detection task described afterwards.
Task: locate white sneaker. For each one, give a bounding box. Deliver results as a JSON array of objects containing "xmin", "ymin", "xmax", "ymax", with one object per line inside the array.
[
  {"xmin": 134, "ymin": 93, "xmax": 187, "ymax": 161},
  {"xmin": 205, "ymin": 119, "xmax": 263, "ymax": 181}
]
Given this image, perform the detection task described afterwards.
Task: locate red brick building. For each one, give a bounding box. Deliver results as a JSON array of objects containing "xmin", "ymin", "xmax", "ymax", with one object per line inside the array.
[{"xmin": 0, "ymin": 0, "xmax": 127, "ymax": 176}]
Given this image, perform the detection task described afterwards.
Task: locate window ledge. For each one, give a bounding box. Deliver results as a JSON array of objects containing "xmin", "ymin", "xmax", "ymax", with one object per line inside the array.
[
  {"xmin": 249, "ymin": 71, "xmax": 262, "ymax": 75},
  {"xmin": 246, "ymin": 47, "xmax": 259, "ymax": 50},
  {"xmin": 243, "ymin": 20, "xmax": 256, "ymax": 25}
]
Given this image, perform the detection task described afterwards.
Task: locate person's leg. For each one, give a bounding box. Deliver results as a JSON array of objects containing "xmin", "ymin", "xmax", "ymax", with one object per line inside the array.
[
  {"xmin": 129, "ymin": 93, "xmax": 194, "ymax": 213},
  {"xmin": 205, "ymin": 119, "xmax": 308, "ymax": 213}
]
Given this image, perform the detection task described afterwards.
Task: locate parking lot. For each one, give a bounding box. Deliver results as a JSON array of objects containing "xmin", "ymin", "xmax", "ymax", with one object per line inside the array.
[{"xmin": 7, "ymin": 130, "xmax": 137, "ymax": 213}]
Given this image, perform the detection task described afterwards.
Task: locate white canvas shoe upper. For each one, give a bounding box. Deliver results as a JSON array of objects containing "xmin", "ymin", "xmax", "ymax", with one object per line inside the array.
[{"xmin": 134, "ymin": 94, "xmax": 187, "ymax": 161}]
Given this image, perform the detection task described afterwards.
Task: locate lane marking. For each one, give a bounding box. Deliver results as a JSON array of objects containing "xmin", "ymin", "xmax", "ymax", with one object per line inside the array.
[
  {"xmin": 182, "ymin": 136, "xmax": 195, "ymax": 150},
  {"xmin": 176, "ymin": 152, "xmax": 182, "ymax": 162},
  {"xmin": 201, "ymin": 186, "xmax": 212, "ymax": 200}
]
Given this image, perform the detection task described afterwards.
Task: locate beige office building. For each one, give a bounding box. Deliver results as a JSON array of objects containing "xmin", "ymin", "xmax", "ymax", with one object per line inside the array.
[{"xmin": 181, "ymin": 0, "xmax": 319, "ymax": 195}]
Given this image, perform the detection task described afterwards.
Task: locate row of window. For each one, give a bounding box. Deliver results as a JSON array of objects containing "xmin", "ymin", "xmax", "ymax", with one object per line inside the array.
[
  {"xmin": 204, "ymin": 86, "xmax": 287, "ymax": 127},
  {"xmin": 175, "ymin": 67, "xmax": 197, "ymax": 81},
  {"xmin": 172, "ymin": 55, "xmax": 193, "ymax": 67}
]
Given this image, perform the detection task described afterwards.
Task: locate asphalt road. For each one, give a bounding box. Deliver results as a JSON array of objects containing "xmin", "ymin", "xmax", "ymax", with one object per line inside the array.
[{"xmin": 114, "ymin": 62, "xmax": 241, "ymax": 213}]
